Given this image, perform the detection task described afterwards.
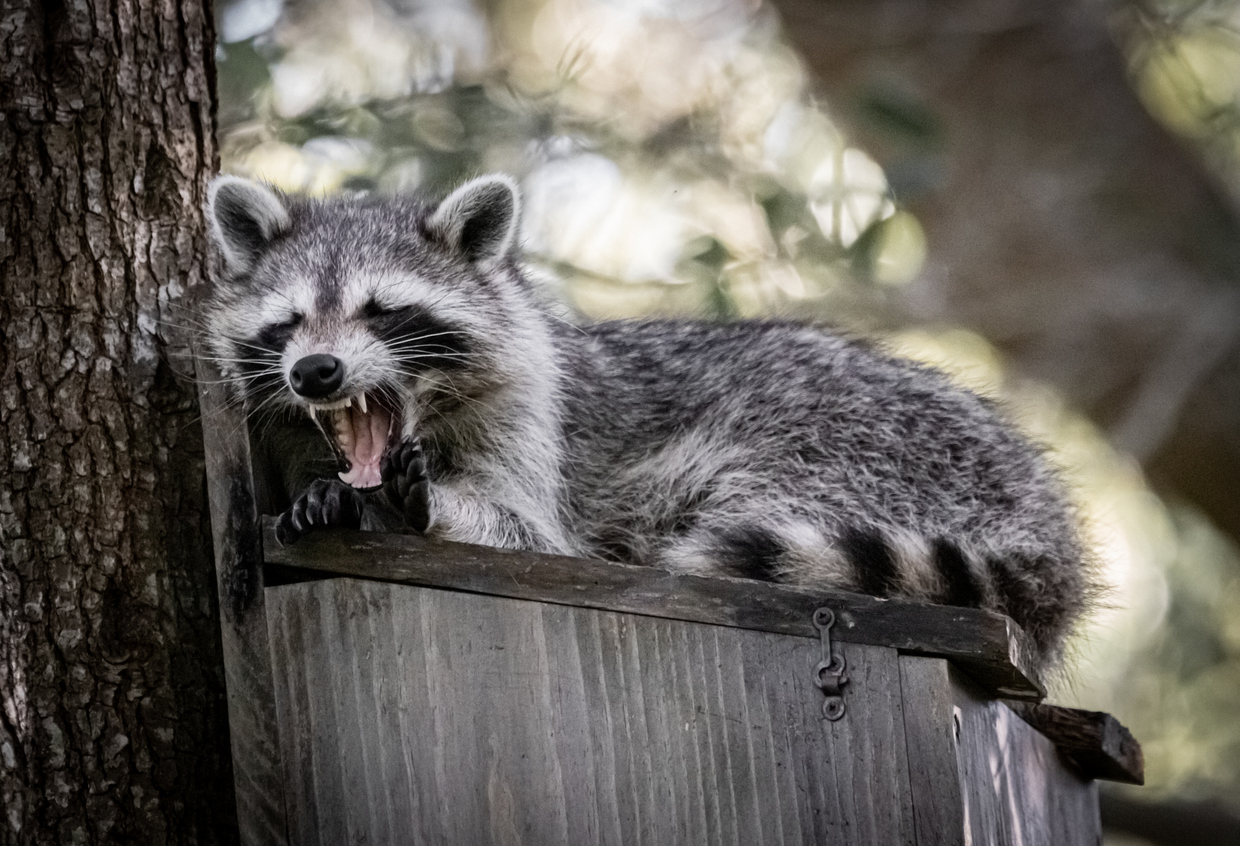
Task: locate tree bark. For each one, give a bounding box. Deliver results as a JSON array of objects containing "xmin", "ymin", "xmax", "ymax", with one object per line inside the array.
[
  {"xmin": 0, "ymin": 0, "xmax": 234, "ymax": 843},
  {"xmin": 771, "ymin": 0, "xmax": 1240, "ymax": 542}
]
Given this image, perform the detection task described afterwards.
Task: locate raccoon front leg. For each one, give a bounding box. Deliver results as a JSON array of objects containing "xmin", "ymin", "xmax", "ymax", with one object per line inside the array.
[
  {"xmin": 275, "ymin": 478, "xmax": 366, "ymax": 545},
  {"xmin": 380, "ymin": 440, "xmax": 431, "ymax": 532},
  {"xmin": 380, "ymin": 437, "xmax": 568, "ymax": 553}
]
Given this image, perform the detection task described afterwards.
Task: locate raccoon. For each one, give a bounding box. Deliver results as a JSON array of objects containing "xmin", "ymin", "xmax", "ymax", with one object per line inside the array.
[{"xmin": 202, "ymin": 173, "xmax": 1090, "ymax": 671}]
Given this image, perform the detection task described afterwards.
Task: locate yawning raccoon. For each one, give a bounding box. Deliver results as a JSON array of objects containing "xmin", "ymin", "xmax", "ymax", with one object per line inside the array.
[{"xmin": 202, "ymin": 173, "xmax": 1090, "ymax": 670}]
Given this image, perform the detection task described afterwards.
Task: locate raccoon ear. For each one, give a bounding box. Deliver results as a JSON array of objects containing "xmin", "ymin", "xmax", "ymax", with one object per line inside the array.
[
  {"xmin": 207, "ymin": 176, "xmax": 292, "ymax": 274},
  {"xmin": 427, "ymin": 174, "xmax": 520, "ymax": 264}
]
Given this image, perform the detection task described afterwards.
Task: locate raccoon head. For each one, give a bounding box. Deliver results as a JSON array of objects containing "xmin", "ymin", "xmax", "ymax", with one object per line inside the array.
[{"xmin": 203, "ymin": 174, "xmax": 522, "ymax": 489}]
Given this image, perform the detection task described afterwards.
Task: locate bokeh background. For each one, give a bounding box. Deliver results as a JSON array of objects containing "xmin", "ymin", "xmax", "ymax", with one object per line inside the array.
[{"xmin": 212, "ymin": 0, "xmax": 1240, "ymax": 841}]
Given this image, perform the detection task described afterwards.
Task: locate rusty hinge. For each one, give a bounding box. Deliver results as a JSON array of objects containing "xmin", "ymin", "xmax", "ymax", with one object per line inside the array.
[{"xmin": 813, "ymin": 607, "xmax": 849, "ymax": 720}]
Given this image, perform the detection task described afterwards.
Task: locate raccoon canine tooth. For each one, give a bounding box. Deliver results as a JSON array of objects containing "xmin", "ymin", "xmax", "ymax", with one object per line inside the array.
[{"xmin": 357, "ymin": 392, "xmax": 368, "ymax": 414}]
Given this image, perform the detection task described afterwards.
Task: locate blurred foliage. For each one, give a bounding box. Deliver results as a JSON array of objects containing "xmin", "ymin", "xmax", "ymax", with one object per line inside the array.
[
  {"xmin": 214, "ymin": 0, "xmax": 1240, "ymax": 812},
  {"xmin": 216, "ymin": 0, "xmax": 922, "ymax": 326},
  {"xmin": 1122, "ymin": 0, "xmax": 1240, "ymax": 198}
]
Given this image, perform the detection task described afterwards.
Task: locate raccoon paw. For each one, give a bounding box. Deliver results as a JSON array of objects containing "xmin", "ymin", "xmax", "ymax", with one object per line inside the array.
[
  {"xmin": 275, "ymin": 479, "xmax": 366, "ymax": 545},
  {"xmin": 380, "ymin": 439, "xmax": 431, "ymax": 533}
]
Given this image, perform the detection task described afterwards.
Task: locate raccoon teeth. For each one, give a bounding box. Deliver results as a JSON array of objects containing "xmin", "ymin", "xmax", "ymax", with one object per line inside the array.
[
  {"xmin": 344, "ymin": 397, "xmax": 352, "ymax": 408},
  {"xmin": 357, "ymin": 392, "xmax": 368, "ymax": 414},
  {"xmin": 307, "ymin": 397, "xmax": 353, "ymax": 413}
]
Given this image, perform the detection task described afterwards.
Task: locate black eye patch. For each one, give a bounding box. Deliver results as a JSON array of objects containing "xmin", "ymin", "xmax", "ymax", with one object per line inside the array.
[
  {"xmin": 266, "ymin": 311, "xmax": 304, "ymax": 334},
  {"xmin": 235, "ymin": 315, "xmax": 303, "ymax": 396},
  {"xmin": 361, "ymin": 297, "xmax": 396, "ymax": 319},
  {"xmin": 362, "ymin": 302, "xmax": 470, "ymax": 370}
]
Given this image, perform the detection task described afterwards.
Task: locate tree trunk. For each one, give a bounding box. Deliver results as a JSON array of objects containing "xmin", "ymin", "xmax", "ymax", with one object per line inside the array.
[
  {"xmin": 0, "ymin": 0, "xmax": 234, "ymax": 843},
  {"xmin": 771, "ymin": 0, "xmax": 1240, "ymax": 542}
]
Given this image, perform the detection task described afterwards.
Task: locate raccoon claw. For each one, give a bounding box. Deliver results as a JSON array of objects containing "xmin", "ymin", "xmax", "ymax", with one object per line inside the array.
[
  {"xmin": 275, "ymin": 479, "xmax": 365, "ymax": 545},
  {"xmin": 381, "ymin": 440, "xmax": 431, "ymax": 533}
]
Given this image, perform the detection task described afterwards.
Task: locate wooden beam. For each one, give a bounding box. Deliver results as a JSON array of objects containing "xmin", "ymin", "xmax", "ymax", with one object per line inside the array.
[
  {"xmin": 898, "ymin": 656, "xmax": 967, "ymax": 846},
  {"xmin": 951, "ymin": 670, "xmax": 1102, "ymax": 843},
  {"xmin": 197, "ymin": 356, "xmax": 290, "ymax": 844},
  {"xmin": 261, "ymin": 521, "xmax": 1043, "ymax": 700},
  {"xmin": 1008, "ymin": 703, "xmax": 1145, "ymax": 785}
]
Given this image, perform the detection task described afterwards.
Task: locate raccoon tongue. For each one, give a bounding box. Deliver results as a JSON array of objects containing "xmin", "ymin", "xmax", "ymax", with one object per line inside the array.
[{"xmin": 335, "ymin": 403, "xmax": 392, "ymax": 489}]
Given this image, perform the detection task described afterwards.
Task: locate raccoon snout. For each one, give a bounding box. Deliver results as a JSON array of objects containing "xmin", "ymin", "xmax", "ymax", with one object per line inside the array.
[{"xmin": 290, "ymin": 354, "xmax": 345, "ymax": 399}]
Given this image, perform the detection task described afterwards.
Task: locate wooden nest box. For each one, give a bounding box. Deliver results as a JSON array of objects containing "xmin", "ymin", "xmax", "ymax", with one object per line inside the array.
[{"xmin": 198, "ymin": 362, "xmax": 1142, "ymax": 846}]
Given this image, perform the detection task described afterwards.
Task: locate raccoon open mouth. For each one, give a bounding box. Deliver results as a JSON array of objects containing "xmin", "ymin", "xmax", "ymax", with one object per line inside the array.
[{"xmin": 307, "ymin": 393, "xmax": 398, "ymax": 490}]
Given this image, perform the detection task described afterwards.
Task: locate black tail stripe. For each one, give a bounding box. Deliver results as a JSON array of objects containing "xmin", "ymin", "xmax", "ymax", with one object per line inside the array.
[
  {"xmin": 933, "ymin": 539, "xmax": 984, "ymax": 608},
  {"xmin": 718, "ymin": 526, "xmax": 785, "ymax": 582},
  {"xmin": 987, "ymin": 556, "xmax": 1040, "ymax": 636},
  {"xmin": 841, "ymin": 528, "xmax": 899, "ymax": 597}
]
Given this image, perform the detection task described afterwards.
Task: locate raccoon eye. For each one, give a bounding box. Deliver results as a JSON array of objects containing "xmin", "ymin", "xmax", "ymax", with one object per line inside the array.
[
  {"xmin": 254, "ymin": 312, "xmax": 303, "ymax": 351},
  {"xmin": 361, "ymin": 298, "xmax": 398, "ymax": 319}
]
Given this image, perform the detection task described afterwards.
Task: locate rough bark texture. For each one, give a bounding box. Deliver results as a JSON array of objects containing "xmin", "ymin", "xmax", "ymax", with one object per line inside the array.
[
  {"xmin": 0, "ymin": 0, "xmax": 234, "ymax": 843},
  {"xmin": 770, "ymin": 0, "xmax": 1240, "ymax": 542}
]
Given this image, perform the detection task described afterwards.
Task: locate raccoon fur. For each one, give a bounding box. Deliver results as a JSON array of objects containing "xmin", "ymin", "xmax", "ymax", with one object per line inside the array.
[{"xmin": 202, "ymin": 173, "xmax": 1090, "ymax": 671}]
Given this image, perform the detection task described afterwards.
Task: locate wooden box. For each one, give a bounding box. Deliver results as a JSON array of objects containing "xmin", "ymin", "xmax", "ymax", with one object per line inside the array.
[{"xmin": 197, "ymin": 362, "xmax": 1142, "ymax": 846}]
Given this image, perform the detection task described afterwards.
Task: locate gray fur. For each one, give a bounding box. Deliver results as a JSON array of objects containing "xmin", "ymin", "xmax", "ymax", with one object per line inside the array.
[
  {"xmin": 209, "ymin": 175, "xmax": 293, "ymax": 272},
  {"xmin": 202, "ymin": 175, "xmax": 1091, "ymax": 672}
]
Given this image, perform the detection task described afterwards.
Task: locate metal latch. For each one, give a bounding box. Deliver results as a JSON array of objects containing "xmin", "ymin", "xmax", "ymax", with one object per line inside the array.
[{"xmin": 812, "ymin": 607, "xmax": 848, "ymax": 720}]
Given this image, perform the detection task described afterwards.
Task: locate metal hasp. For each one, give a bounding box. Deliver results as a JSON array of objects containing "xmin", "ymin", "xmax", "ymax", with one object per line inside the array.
[{"xmin": 812, "ymin": 607, "xmax": 849, "ymax": 720}]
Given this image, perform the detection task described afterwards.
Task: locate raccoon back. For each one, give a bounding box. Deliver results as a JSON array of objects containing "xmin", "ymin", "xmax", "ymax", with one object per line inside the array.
[{"xmin": 553, "ymin": 319, "xmax": 1088, "ymax": 668}]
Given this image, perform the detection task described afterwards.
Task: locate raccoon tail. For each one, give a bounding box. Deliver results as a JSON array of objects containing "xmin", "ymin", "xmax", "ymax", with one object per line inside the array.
[{"xmin": 657, "ymin": 521, "xmax": 1080, "ymax": 671}]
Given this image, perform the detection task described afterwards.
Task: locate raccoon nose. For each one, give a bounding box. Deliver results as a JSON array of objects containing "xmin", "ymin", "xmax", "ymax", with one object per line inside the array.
[{"xmin": 290, "ymin": 354, "xmax": 345, "ymax": 398}]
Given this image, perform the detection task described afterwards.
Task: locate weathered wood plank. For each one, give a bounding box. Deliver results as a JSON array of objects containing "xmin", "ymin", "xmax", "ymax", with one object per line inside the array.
[
  {"xmin": 266, "ymin": 583, "xmax": 333, "ymax": 845},
  {"xmin": 951, "ymin": 670, "xmax": 1101, "ymax": 846},
  {"xmin": 195, "ymin": 355, "xmax": 289, "ymax": 846},
  {"xmin": 262, "ymin": 521, "xmax": 1042, "ymax": 699},
  {"xmin": 898, "ymin": 656, "xmax": 967, "ymax": 846},
  {"xmin": 264, "ymin": 576, "xmax": 923, "ymax": 845},
  {"xmin": 1007, "ymin": 702, "xmax": 1144, "ymax": 785}
]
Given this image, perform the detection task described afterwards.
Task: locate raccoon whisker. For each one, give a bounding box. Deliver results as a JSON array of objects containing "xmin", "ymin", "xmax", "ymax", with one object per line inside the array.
[
  {"xmin": 162, "ymin": 315, "xmax": 224, "ymax": 335},
  {"xmin": 389, "ymin": 352, "xmax": 471, "ymax": 364},
  {"xmin": 387, "ymin": 346, "xmax": 470, "ymax": 359},
  {"xmin": 159, "ymin": 318, "xmax": 216, "ymax": 336},
  {"xmin": 202, "ymin": 392, "xmax": 274, "ymax": 446},
  {"xmin": 254, "ymin": 403, "xmax": 299, "ymax": 439},
  {"xmin": 387, "ymin": 341, "xmax": 470, "ymax": 355},
  {"xmin": 384, "ymin": 332, "xmax": 468, "ymax": 350},
  {"xmin": 389, "ymin": 354, "xmax": 472, "ymax": 366},
  {"xmin": 203, "ymin": 354, "xmax": 282, "ymax": 365},
  {"xmin": 388, "ymin": 327, "xmax": 465, "ymax": 340},
  {"xmin": 392, "ymin": 353, "xmax": 472, "ymax": 366},
  {"xmin": 193, "ymin": 374, "xmax": 277, "ymax": 388},
  {"xmin": 388, "ymin": 342, "xmax": 470, "ymax": 354},
  {"xmin": 223, "ymin": 336, "xmax": 293, "ymax": 355},
  {"xmin": 191, "ymin": 391, "xmax": 252, "ymax": 431},
  {"xmin": 246, "ymin": 390, "xmax": 296, "ymax": 433},
  {"xmin": 202, "ymin": 364, "xmax": 286, "ymax": 384},
  {"xmin": 409, "ymin": 372, "xmax": 485, "ymax": 413},
  {"xmin": 158, "ymin": 301, "xmax": 215, "ymax": 321},
  {"xmin": 194, "ymin": 363, "xmax": 285, "ymax": 385},
  {"xmin": 369, "ymin": 283, "xmax": 457, "ymax": 314},
  {"xmin": 197, "ymin": 369, "xmax": 286, "ymax": 385},
  {"xmin": 248, "ymin": 403, "xmax": 282, "ymax": 437},
  {"xmin": 267, "ymin": 286, "xmax": 304, "ymax": 315}
]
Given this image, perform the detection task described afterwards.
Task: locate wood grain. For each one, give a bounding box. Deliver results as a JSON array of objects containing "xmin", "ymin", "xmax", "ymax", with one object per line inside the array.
[
  {"xmin": 198, "ymin": 357, "xmax": 290, "ymax": 844},
  {"xmin": 951, "ymin": 670, "xmax": 1101, "ymax": 846},
  {"xmin": 261, "ymin": 521, "xmax": 1043, "ymax": 700},
  {"xmin": 898, "ymin": 656, "xmax": 966, "ymax": 846},
  {"xmin": 1008, "ymin": 703, "xmax": 1145, "ymax": 785},
  {"xmin": 265, "ymin": 577, "xmax": 921, "ymax": 846}
]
